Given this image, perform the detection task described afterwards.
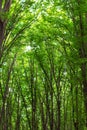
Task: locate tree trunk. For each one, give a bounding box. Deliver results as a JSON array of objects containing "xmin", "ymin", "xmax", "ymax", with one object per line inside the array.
[{"xmin": 0, "ymin": 0, "xmax": 11, "ymax": 58}]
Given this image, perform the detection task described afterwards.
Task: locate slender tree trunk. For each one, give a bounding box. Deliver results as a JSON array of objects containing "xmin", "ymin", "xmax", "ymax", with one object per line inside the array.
[
  {"xmin": 0, "ymin": 0, "xmax": 11, "ymax": 58},
  {"xmin": 50, "ymin": 68, "xmax": 54, "ymax": 130},
  {"xmin": 39, "ymin": 98, "xmax": 46, "ymax": 130},
  {"xmin": 74, "ymin": 86, "xmax": 79, "ymax": 130},
  {"xmin": 15, "ymin": 94, "xmax": 21, "ymax": 130}
]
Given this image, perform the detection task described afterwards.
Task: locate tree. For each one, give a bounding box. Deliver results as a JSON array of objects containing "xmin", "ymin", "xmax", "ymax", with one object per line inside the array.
[{"xmin": 0, "ymin": 0, "xmax": 87, "ymax": 130}]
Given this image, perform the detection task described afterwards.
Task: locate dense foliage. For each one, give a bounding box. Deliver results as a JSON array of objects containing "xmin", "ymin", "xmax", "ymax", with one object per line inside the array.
[{"xmin": 0, "ymin": 0, "xmax": 87, "ymax": 130}]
